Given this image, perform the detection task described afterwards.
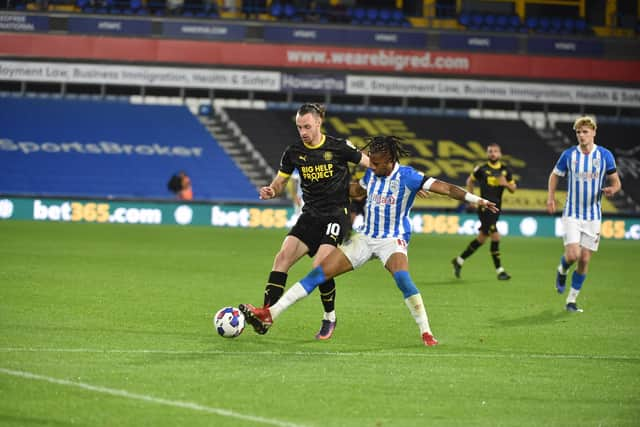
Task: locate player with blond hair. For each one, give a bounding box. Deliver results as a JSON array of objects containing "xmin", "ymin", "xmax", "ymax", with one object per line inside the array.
[{"xmin": 547, "ymin": 116, "xmax": 621, "ymax": 312}]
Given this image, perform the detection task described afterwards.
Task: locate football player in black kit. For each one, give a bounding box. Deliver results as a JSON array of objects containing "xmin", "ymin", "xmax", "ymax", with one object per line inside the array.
[
  {"xmin": 452, "ymin": 143, "xmax": 517, "ymax": 280},
  {"xmin": 240, "ymin": 103, "xmax": 369, "ymax": 339}
]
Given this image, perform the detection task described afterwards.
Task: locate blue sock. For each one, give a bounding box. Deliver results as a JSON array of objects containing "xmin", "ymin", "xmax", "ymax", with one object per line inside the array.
[
  {"xmin": 300, "ymin": 266, "xmax": 327, "ymax": 294},
  {"xmin": 560, "ymin": 256, "xmax": 572, "ymax": 274},
  {"xmin": 393, "ymin": 271, "xmax": 419, "ymax": 298},
  {"xmin": 571, "ymin": 271, "xmax": 586, "ymax": 290}
]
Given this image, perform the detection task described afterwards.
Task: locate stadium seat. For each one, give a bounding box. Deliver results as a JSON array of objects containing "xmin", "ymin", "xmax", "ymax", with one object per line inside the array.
[
  {"xmin": 391, "ymin": 9, "xmax": 404, "ymax": 26},
  {"xmin": 377, "ymin": 8, "xmax": 392, "ymax": 25},
  {"xmin": 563, "ymin": 17, "xmax": 575, "ymax": 33},
  {"xmin": 270, "ymin": 2, "xmax": 282, "ymax": 19},
  {"xmin": 283, "ymin": 3, "xmax": 296, "ymax": 20},
  {"xmin": 484, "ymin": 13, "xmax": 496, "ymax": 27},
  {"xmin": 551, "ymin": 16, "xmax": 563, "ymax": 32},
  {"xmin": 366, "ymin": 7, "xmax": 378, "ymax": 23},
  {"xmin": 76, "ymin": 0, "xmax": 91, "ymax": 12},
  {"xmin": 495, "ymin": 14, "xmax": 508, "ymax": 29},
  {"xmin": 351, "ymin": 6, "xmax": 365, "ymax": 24},
  {"xmin": 458, "ymin": 11, "xmax": 471, "ymax": 27},
  {"xmin": 508, "ymin": 14, "xmax": 522, "ymax": 31},
  {"xmin": 538, "ymin": 16, "xmax": 551, "ymax": 32}
]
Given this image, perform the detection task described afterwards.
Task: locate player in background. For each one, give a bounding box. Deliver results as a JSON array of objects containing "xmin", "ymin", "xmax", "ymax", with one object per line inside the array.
[
  {"xmin": 241, "ymin": 103, "xmax": 369, "ymax": 339},
  {"xmin": 240, "ymin": 136, "xmax": 498, "ymax": 346},
  {"xmin": 451, "ymin": 143, "xmax": 516, "ymax": 280},
  {"xmin": 547, "ymin": 116, "xmax": 621, "ymax": 312},
  {"xmin": 348, "ymin": 163, "xmax": 368, "ymax": 230},
  {"xmin": 286, "ymin": 169, "xmax": 304, "ymax": 227}
]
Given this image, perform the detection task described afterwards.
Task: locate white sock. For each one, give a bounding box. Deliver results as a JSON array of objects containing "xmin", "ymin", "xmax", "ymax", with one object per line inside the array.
[
  {"xmin": 404, "ymin": 293, "xmax": 432, "ymax": 335},
  {"xmin": 269, "ymin": 282, "xmax": 309, "ymax": 320},
  {"xmin": 496, "ymin": 266, "xmax": 505, "ymax": 274},
  {"xmin": 558, "ymin": 264, "xmax": 568, "ymax": 275},
  {"xmin": 456, "ymin": 256, "xmax": 464, "ymax": 265},
  {"xmin": 566, "ymin": 288, "xmax": 580, "ymax": 304},
  {"xmin": 323, "ymin": 310, "xmax": 336, "ymax": 322}
]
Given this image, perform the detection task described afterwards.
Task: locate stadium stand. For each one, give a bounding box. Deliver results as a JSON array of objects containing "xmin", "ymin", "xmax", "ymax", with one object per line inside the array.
[
  {"xmin": 221, "ymin": 105, "xmax": 636, "ymax": 212},
  {"xmin": 0, "ymin": 96, "xmax": 258, "ymax": 202}
]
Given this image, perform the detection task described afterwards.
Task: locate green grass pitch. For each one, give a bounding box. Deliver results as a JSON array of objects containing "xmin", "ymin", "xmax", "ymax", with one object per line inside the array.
[{"xmin": 1, "ymin": 220, "xmax": 639, "ymax": 426}]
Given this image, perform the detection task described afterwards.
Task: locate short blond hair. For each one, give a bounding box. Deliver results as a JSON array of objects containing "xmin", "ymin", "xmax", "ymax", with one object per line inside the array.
[{"xmin": 573, "ymin": 116, "xmax": 597, "ymax": 130}]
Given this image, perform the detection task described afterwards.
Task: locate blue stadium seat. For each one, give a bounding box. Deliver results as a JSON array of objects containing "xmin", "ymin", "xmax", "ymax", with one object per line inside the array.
[
  {"xmin": 352, "ymin": 6, "xmax": 365, "ymax": 24},
  {"xmin": 551, "ymin": 16, "xmax": 563, "ymax": 32},
  {"xmin": 574, "ymin": 18, "xmax": 587, "ymax": 33},
  {"xmin": 283, "ymin": 3, "xmax": 296, "ymax": 20},
  {"xmin": 76, "ymin": 0, "xmax": 91, "ymax": 12},
  {"xmin": 391, "ymin": 8, "xmax": 404, "ymax": 26},
  {"xmin": 525, "ymin": 16, "xmax": 538, "ymax": 32},
  {"xmin": 508, "ymin": 14, "xmax": 521, "ymax": 31},
  {"xmin": 496, "ymin": 14, "xmax": 508, "ymax": 29},
  {"xmin": 377, "ymin": 8, "xmax": 391, "ymax": 25},
  {"xmin": 563, "ymin": 17, "xmax": 575, "ymax": 33},
  {"xmin": 366, "ymin": 7, "xmax": 378, "ymax": 23},
  {"xmin": 270, "ymin": 2, "xmax": 282, "ymax": 19},
  {"xmin": 458, "ymin": 11, "xmax": 471, "ymax": 27},
  {"xmin": 538, "ymin": 16, "xmax": 551, "ymax": 32},
  {"xmin": 470, "ymin": 12, "xmax": 483, "ymax": 29}
]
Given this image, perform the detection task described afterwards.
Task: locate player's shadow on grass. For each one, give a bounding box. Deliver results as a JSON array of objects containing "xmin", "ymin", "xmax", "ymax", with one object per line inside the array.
[{"xmin": 489, "ymin": 309, "xmax": 568, "ymax": 327}]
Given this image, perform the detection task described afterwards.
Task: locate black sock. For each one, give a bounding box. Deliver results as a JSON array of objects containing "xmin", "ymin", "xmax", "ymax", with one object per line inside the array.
[
  {"xmin": 318, "ymin": 279, "xmax": 336, "ymax": 313},
  {"xmin": 264, "ymin": 271, "xmax": 287, "ymax": 307},
  {"xmin": 490, "ymin": 241, "xmax": 502, "ymax": 269},
  {"xmin": 461, "ymin": 239, "xmax": 482, "ymax": 259}
]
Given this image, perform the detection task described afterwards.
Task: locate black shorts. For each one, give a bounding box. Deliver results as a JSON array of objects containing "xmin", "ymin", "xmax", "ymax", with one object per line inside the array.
[
  {"xmin": 478, "ymin": 208, "xmax": 500, "ymax": 234},
  {"xmin": 288, "ymin": 211, "xmax": 351, "ymax": 257}
]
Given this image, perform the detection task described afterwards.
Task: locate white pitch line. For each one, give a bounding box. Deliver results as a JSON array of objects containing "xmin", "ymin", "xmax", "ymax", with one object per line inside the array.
[
  {"xmin": 0, "ymin": 347, "xmax": 637, "ymax": 361},
  {"xmin": 0, "ymin": 368, "xmax": 307, "ymax": 427}
]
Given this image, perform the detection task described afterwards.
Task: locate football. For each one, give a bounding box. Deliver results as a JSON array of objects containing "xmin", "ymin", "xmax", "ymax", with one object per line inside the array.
[{"xmin": 214, "ymin": 306, "xmax": 245, "ymax": 338}]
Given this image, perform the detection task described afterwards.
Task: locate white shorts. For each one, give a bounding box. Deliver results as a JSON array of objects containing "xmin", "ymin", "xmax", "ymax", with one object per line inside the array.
[
  {"xmin": 339, "ymin": 233, "xmax": 408, "ymax": 269},
  {"xmin": 562, "ymin": 217, "xmax": 601, "ymax": 251}
]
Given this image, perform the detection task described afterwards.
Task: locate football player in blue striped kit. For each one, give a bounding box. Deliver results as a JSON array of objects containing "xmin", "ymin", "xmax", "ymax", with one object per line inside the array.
[
  {"xmin": 240, "ymin": 136, "xmax": 498, "ymax": 346},
  {"xmin": 546, "ymin": 116, "xmax": 621, "ymax": 312}
]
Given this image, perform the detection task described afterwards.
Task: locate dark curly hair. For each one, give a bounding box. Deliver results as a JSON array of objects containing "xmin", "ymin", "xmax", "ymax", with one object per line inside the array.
[{"xmin": 362, "ymin": 135, "xmax": 410, "ymax": 163}]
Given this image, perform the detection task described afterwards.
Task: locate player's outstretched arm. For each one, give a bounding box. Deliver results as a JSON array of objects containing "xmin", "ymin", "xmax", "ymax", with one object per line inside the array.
[{"xmin": 427, "ymin": 179, "xmax": 498, "ymax": 213}]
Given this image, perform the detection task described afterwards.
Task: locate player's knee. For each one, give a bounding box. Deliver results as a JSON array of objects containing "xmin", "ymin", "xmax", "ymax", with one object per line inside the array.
[
  {"xmin": 393, "ymin": 270, "xmax": 418, "ymax": 298},
  {"xmin": 273, "ymin": 251, "xmax": 294, "ymax": 270}
]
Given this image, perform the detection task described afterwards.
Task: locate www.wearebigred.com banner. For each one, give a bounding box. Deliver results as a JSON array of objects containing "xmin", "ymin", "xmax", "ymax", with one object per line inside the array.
[{"xmin": 1, "ymin": 33, "xmax": 639, "ymax": 83}]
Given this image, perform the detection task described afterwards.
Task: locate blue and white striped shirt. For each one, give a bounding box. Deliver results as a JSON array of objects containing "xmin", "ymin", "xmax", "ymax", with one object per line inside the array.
[
  {"xmin": 553, "ymin": 144, "xmax": 617, "ymax": 221},
  {"xmin": 359, "ymin": 163, "xmax": 426, "ymax": 242}
]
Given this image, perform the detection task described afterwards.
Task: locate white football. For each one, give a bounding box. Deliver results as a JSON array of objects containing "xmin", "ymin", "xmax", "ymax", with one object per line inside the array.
[{"xmin": 214, "ymin": 306, "xmax": 245, "ymax": 338}]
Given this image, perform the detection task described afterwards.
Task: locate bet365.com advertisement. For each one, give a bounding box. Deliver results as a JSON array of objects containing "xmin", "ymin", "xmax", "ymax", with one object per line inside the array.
[{"xmin": 1, "ymin": 197, "xmax": 639, "ymax": 240}]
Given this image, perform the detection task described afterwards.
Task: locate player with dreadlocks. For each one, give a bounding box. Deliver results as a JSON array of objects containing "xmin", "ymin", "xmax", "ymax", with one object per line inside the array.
[{"xmin": 241, "ymin": 136, "xmax": 498, "ymax": 346}]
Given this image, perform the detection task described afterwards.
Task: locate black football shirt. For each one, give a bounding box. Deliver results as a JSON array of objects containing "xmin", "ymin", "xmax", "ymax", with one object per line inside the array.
[
  {"xmin": 470, "ymin": 161, "xmax": 515, "ymax": 209},
  {"xmin": 279, "ymin": 135, "xmax": 362, "ymax": 216}
]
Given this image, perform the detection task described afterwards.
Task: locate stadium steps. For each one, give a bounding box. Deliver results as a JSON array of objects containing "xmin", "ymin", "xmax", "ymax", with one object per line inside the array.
[{"xmin": 198, "ymin": 109, "xmax": 274, "ymax": 190}]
